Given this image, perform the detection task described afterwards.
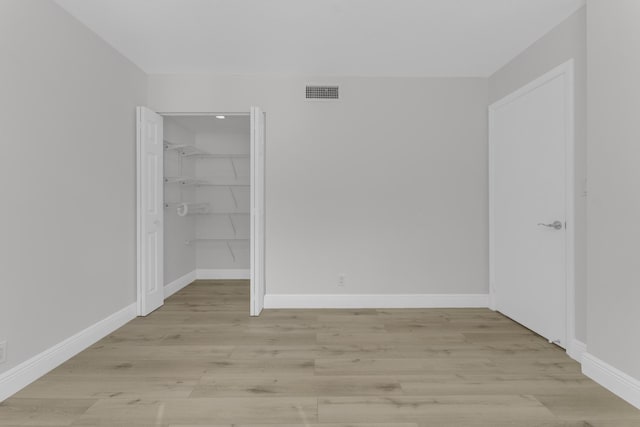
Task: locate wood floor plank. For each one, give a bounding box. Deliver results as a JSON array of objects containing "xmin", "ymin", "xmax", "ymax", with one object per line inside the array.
[
  {"xmin": 399, "ymin": 375, "xmax": 600, "ymax": 396},
  {"xmin": 169, "ymin": 424, "xmax": 418, "ymax": 427},
  {"xmin": 316, "ymin": 331, "xmax": 466, "ymax": 345},
  {"xmin": 47, "ymin": 358, "xmax": 314, "ymax": 378},
  {"xmin": 315, "ymin": 357, "xmax": 496, "ymax": 376},
  {"xmin": 318, "ymin": 395, "xmax": 557, "ymax": 424},
  {"xmin": 192, "ymin": 375, "xmax": 403, "ymax": 397},
  {"xmin": 0, "ymin": 398, "xmax": 96, "ymax": 426},
  {"xmin": 73, "ymin": 344, "xmax": 235, "ymax": 361},
  {"xmin": 534, "ymin": 388, "xmax": 640, "ymax": 420},
  {"xmin": 73, "ymin": 397, "xmax": 317, "ymax": 425},
  {"xmin": 169, "ymin": 424, "xmax": 419, "ymax": 427},
  {"xmin": 13, "ymin": 376, "xmax": 198, "ymax": 399}
]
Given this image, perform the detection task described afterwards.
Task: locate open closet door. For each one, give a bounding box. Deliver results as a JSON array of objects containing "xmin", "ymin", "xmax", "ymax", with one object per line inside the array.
[
  {"xmin": 250, "ymin": 106, "xmax": 266, "ymax": 316},
  {"xmin": 136, "ymin": 107, "xmax": 164, "ymax": 316}
]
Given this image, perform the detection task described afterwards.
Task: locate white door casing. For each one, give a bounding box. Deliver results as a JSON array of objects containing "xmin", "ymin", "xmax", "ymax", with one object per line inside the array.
[
  {"xmin": 250, "ymin": 106, "xmax": 266, "ymax": 316},
  {"xmin": 136, "ymin": 107, "xmax": 165, "ymax": 316},
  {"xmin": 489, "ymin": 60, "xmax": 575, "ymax": 348}
]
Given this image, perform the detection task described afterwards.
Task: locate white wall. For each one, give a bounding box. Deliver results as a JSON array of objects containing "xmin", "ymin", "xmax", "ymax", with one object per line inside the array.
[
  {"xmin": 0, "ymin": 0, "xmax": 146, "ymax": 373},
  {"xmin": 149, "ymin": 76, "xmax": 488, "ymax": 296},
  {"xmin": 488, "ymin": 7, "xmax": 587, "ymax": 342},
  {"xmin": 586, "ymin": 0, "xmax": 640, "ymax": 380},
  {"xmin": 163, "ymin": 118, "xmax": 197, "ymax": 284}
]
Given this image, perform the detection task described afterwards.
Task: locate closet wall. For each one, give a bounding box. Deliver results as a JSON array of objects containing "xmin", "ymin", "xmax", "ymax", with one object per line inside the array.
[
  {"xmin": 163, "ymin": 118, "xmax": 197, "ymax": 285},
  {"xmin": 194, "ymin": 116, "xmax": 251, "ymax": 272},
  {"xmin": 163, "ymin": 115, "xmax": 251, "ymax": 287}
]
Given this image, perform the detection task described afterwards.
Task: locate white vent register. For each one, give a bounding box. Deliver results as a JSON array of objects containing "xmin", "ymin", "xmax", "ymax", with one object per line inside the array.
[{"xmin": 306, "ymin": 85, "xmax": 339, "ymax": 100}]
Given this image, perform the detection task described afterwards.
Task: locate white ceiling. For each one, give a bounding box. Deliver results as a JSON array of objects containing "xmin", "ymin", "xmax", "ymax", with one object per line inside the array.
[{"xmin": 55, "ymin": 0, "xmax": 585, "ymax": 77}]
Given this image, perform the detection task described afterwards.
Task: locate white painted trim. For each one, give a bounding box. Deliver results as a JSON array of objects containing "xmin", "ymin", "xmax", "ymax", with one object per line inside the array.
[
  {"xmin": 250, "ymin": 106, "xmax": 266, "ymax": 317},
  {"xmin": 488, "ymin": 107, "xmax": 497, "ymax": 311},
  {"xmin": 135, "ymin": 107, "xmax": 143, "ymax": 316},
  {"xmin": 197, "ymin": 269, "xmax": 250, "ymax": 280},
  {"xmin": 164, "ymin": 270, "xmax": 197, "ymax": 297},
  {"xmin": 264, "ymin": 294, "xmax": 489, "ymax": 309},
  {"xmin": 488, "ymin": 59, "xmax": 576, "ymax": 353},
  {"xmin": 567, "ymin": 339, "xmax": 587, "ymax": 363},
  {"xmin": 0, "ymin": 303, "xmax": 136, "ymax": 402},
  {"xmin": 583, "ymin": 353, "xmax": 640, "ymax": 410}
]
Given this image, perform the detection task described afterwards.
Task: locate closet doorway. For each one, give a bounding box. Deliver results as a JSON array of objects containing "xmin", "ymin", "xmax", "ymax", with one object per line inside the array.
[{"xmin": 136, "ymin": 108, "xmax": 266, "ymax": 317}]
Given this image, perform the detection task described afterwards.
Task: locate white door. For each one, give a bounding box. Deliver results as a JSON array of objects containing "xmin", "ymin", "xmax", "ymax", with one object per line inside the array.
[
  {"xmin": 250, "ymin": 106, "xmax": 266, "ymax": 316},
  {"xmin": 136, "ymin": 107, "xmax": 164, "ymax": 316},
  {"xmin": 489, "ymin": 62, "xmax": 574, "ymax": 347}
]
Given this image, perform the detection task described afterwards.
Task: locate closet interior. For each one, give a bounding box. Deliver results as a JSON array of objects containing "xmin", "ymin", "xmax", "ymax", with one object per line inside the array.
[{"xmin": 163, "ymin": 114, "xmax": 251, "ymax": 285}]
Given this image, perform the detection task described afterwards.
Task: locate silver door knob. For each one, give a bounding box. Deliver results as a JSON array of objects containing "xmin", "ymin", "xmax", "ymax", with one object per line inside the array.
[{"xmin": 538, "ymin": 221, "xmax": 563, "ymax": 230}]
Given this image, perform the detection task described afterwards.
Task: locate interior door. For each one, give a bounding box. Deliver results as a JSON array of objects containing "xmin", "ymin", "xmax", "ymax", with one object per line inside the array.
[
  {"xmin": 490, "ymin": 65, "xmax": 573, "ymax": 347},
  {"xmin": 250, "ymin": 106, "xmax": 266, "ymax": 316},
  {"xmin": 136, "ymin": 107, "xmax": 164, "ymax": 316}
]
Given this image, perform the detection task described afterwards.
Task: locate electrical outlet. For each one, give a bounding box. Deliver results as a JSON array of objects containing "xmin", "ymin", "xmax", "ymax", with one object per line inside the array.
[
  {"xmin": 0, "ymin": 341, "xmax": 6, "ymax": 364},
  {"xmin": 338, "ymin": 274, "xmax": 346, "ymax": 287}
]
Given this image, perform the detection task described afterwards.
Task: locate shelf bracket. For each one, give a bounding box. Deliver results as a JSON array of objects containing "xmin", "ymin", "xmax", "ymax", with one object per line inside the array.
[
  {"xmin": 228, "ymin": 214, "xmax": 237, "ymax": 236},
  {"xmin": 228, "ymin": 186, "xmax": 238, "ymax": 209},
  {"xmin": 230, "ymin": 158, "xmax": 238, "ymax": 180},
  {"xmin": 226, "ymin": 241, "xmax": 236, "ymax": 263}
]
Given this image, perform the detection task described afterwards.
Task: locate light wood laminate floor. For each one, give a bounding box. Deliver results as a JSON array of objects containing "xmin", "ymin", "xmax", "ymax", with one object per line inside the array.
[{"xmin": 1, "ymin": 280, "xmax": 639, "ymax": 426}]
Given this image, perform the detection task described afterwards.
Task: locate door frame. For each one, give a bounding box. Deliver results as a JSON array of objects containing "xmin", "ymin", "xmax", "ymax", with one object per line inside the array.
[
  {"xmin": 136, "ymin": 110, "xmax": 266, "ymax": 316},
  {"xmin": 488, "ymin": 59, "xmax": 575, "ymax": 352},
  {"xmin": 249, "ymin": 107, "xmax": 266, "ymax": 316}
]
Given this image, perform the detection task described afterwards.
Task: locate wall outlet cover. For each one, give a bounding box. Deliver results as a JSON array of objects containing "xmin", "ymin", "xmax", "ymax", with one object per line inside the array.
[{"xmin": 338, "ymin": 274, "xmax": 346, "ymax": 287}]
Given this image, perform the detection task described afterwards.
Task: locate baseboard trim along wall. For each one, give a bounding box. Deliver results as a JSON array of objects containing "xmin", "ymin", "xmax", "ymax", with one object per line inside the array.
[
  {"xmin": 582, "ymin": 353, "xmax": 640, "ymax": 410},
  {"xmin": 196, "ymin": 269, "xmax": 250, "ymax": 280},
  {"xmin": 567, "ymin": 339, "xmax": 587, "ymax": 363},
  {"xmin": 0, "ymin": 303, "xmax": 137, "ymax": 402},
  {"xmin": 164, "ymin": 270, "xmax": 198, "ymax": 297},
  {"xmin": 263, "ymin": 293, "xmax": 490, "ymax": 309}
]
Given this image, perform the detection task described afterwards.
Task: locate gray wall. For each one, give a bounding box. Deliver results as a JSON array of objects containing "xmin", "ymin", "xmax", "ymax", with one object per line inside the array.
[
  {"xmin": 0, "ymin": 0, "xmax": 146, "ymax": 373},
  {"xmin": 586, "ymin": 0, "xmax": 640, "ymax": 380},
  {"xmin": 488, "ymin": 7, "xmax": 587, "ymax": 343},
  {"xmin": 149, "ymin": 75, "xmax": 488, "ymax": 296}
]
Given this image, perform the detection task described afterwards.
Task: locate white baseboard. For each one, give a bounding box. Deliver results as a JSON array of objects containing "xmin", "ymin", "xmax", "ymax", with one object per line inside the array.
[
  {"xmin": 263, "ymin": 293, "xmax": 490, "ymax": 309},
  {"xmin": 196, "ymin": 269, "xmax": 250, "ymax": 280},
  {"xmin": 0, "ymin": 303, "xmax": 136, "ymax": 402},
  {"xmin": 582, "ymin": 352, "xmax": 640, "ymax": 409},
  {"xmin": 164, "ymin": 270, "xmax": 197, "ymax": 297},
  {"xmin": 567, "ymin": 339, "xmax": 587, "ymax": 363}
]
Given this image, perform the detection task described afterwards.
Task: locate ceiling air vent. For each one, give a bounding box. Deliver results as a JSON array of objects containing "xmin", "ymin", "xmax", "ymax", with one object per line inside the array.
[{"xmin": 306, "ymin": 85, "xmax": 339, "ymax": 100}]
